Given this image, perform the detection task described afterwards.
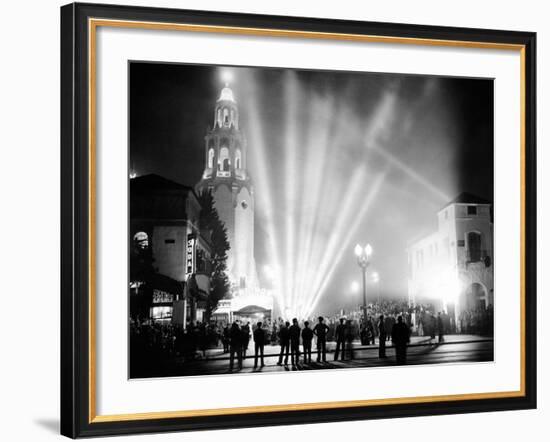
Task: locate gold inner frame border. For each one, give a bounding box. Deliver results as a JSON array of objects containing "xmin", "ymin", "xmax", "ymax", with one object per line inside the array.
[{"xmin": 87, "ymin": 17, "xmax": 527, "ymax": 424}]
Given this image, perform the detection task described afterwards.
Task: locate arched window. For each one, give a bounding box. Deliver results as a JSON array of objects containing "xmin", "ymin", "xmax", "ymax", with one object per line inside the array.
[
  {"xmin": 467, "ymin": 232, "xmax": 482, "ymax": 262},
  {"xmin": 218, "ymin": 147, "xmax": 230, "ymax": 175},
  {"xmin": 207, "ymin": 148, "xmax": 214, "ymax": 168},
  {"xmin": 235, "ymin": 149, "xmax": 242, "ymax": 169},
  {"xmin": 223, "ymin": 108, "xmax": 230, "ymax": 126},
  {"xmin": 464, "ymin": 283, "xmax": 487, "ymax": 310},
  {"xmin": 217, "ymin": 108, "xmax": 222, "ymax": 128}
]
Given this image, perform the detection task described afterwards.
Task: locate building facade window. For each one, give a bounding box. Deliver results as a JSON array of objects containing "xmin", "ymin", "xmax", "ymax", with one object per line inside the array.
[
  {"xmin": 218, "ymin": 147, "xmax": 230, "ymax": 173},
  {"xmin": 208, "ymin": 148, "xmax": 214, "ymax": 168},
  {"xmin": 235, "ymin": 149, "xmax": 242, "ymax": 169},
  {"xmin": 467, "ymin": 205, "xmax": 477, "ymax": 215},
  {"xmin": 416, "ymin": 250, "xmax": 424, "ymax": 269},
  {"xmin": 467, "ymin": 231, "xmax": 482, "ymax": 262},
  {"xmin": 223, "ymin": 108, "xmax": 230, "ymax": 126}
]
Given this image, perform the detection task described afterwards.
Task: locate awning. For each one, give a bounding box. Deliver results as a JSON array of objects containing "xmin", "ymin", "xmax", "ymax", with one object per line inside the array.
[
  {"xmin": 150, "ymin": 273, "xmax": 183, "ymax": 297},
  {"xmin": 234, "ymin": 305, "xmax": 271, "ymax": 315}
]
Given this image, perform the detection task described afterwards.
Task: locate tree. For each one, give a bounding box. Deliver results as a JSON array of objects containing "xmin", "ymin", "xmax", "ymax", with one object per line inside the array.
[{"xmin": 198, "ymin": 191, "xmax": 231, "ymax": 320}]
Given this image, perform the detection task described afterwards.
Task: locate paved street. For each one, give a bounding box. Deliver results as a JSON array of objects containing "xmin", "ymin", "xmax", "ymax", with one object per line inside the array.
[{"xmin": 154, "ymin": 335, "xmax": 493, "ymax": 377}]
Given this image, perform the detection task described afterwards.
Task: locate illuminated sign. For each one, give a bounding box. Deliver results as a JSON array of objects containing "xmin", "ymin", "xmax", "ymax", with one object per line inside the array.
[
  {"xmin": 152, "ymin": 289, "xmax": 174, "ymax": 304},
  {"xmin": 186, "ymin": 234, "xmax": 196, "ymax": 275}
]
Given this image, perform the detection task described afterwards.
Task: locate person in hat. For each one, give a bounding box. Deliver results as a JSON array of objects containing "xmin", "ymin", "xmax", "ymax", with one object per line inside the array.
[
  {"xmin": 277, "ymin": 321, "xmax": 291, "ymax": 365},
  {"xmin": 289, "ymin": 318, "xmax": 302, "ymax": 366},
  {"xmin": 253, "ymin": 322, "xmax": 266, "ymax": 368},
  {"xmin": 334, "ymin": 318, "xmax": 347, "ymax": 361},
  {"xmin": 313, "ymin": 316, "xmax": 329, "ymax": 362},
  {"xmin": 301, "ymin": 321, "xmax": 313, "ymax": 364}
]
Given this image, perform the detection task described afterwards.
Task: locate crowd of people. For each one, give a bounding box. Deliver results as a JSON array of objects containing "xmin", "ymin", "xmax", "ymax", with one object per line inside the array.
[
  {"xmin": 222, "ymin": 314, "xmax": 413, "ymax": 370},
  {"xmin": 129, "ymin": 298, "xmax": 494, "ymax": 373}
]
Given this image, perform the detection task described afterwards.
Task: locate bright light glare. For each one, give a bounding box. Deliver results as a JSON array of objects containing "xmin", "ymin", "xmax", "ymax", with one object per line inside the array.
[
  {"xmin": 365, "ymin": 243, "xmax": 373, "ymax": 257},
  {"xmin": 350, "ymin": 281, "xmax": 360, "ymax": 293},
  {"xmin": 242, "ymin": 74, "xmax": 449, "ymax": 320},
  {"xmin": 442, "ymin": 277, "xmax": 461, "ymax": 304},
  {"xmin": 372, "ymin": 272, "xmax": 379, "ymax": 283},
  {"xmin": 263, "ymin": 265, "xmax": 275, "ymax": 281},
  {"xmin": 221, "ymin": 69, "xmax": 233, "ymax": 84}
]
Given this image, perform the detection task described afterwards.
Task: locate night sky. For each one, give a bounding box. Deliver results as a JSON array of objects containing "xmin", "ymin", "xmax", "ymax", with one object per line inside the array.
[{"xmin": 130, "ymin": 61, "xmax": 493, "ymax": 315}]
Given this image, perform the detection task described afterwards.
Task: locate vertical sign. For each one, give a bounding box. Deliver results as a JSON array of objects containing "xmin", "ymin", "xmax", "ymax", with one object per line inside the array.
[{"xmin": 186, "ymin": 234, "xmax": 196, "ymax": 276}]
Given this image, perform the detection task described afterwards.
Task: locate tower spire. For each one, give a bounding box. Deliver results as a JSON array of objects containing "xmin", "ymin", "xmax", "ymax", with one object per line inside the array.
[{"xmin": 196, "ymin": 75, "xmax": 257, "ymax": 296}]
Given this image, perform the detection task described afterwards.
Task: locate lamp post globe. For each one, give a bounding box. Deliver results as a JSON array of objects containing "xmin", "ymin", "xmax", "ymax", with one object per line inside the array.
[{"xmin": 354, "ymin": 243, "xmax": 372, "ymax": 323}]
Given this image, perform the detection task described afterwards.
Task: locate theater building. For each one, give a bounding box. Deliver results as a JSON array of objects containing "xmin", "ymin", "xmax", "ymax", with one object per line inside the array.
[
  {"xmin": 407, "ymin": 193, "xmax": 494, "ymax": 330},
  {"xmin": 130, "ymin": 174, "xmax": 213, "ymax": 325}
]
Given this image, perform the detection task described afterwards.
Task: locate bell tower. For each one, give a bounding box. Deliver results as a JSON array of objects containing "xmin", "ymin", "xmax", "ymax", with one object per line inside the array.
[{"xmin": 196, "ymin": 81, "xmax": 258, "ymax": 295}]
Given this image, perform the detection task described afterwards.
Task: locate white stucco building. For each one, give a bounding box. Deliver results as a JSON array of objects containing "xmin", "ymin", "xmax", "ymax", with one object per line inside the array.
[{"xmin": 407, "ymin": 193, "xmax": 494, "ymax": 327}]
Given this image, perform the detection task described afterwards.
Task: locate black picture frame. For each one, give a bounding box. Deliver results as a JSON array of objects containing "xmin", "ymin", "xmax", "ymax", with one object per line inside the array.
[{"xmin": 61, "ymin": 2, "xmax": 537, "ymax": 438}]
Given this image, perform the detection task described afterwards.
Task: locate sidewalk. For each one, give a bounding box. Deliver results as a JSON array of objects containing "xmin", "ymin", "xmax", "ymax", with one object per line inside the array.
[
  {"xmin": 159, "ymin": 334, "xmax": 494, "ymax": 377},
  {"xmin": 198, "ymin": 334, "xmax": 492, "ymax": 360}
]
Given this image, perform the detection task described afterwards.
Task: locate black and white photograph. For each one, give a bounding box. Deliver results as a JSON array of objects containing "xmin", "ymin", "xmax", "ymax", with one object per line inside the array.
[{"xmin": 129, "ymin": 62, "xmax": 495, "ymax": 379}]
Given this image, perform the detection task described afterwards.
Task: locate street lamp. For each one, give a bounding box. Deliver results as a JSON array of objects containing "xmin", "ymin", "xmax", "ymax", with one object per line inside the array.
[{"xmin": 354, "ymin": 243, "xmax": 373, "ymax": 322}]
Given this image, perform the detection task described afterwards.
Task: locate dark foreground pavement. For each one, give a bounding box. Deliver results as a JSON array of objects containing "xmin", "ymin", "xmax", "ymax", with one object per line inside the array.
[{"xmin": 133, "ymin": 334, "xmax": 494, "ymax": 378}]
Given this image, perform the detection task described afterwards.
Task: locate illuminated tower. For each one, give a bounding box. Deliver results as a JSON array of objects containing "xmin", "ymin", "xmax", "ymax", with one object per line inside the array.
[{"xmin": 196, "ymin": 81, "xmax": 258, "ymax": 295}]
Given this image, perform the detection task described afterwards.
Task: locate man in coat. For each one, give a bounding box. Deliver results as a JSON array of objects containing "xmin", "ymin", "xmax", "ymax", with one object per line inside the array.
[
  {"xmin": 289, "ymin": 318, "xmax": 301, "ymax": 366},
  {"xmin": 301, "ymin": 321, "xmax": 314, "ymax": 364},
  {"xmin": 229, "ymin": 321, "xmax": 242, "ymax": 371},
  {"xmin": 253, "ymin": 322, "xmax": 266, "ymax": 368},
  {"xmin": 334, "ymin": 318, "xmax": 347, "ymax": 361},
  {"xmin": 222, "ymin": 323, "xmax": 230, "ymax": 353},
  {"xmin": 391, "ymin": 315, "xmax": 411, "ymax": 365},
  {"xmin": 345, "ymin": 319, "xmax": 355, "ymax": 360},
  {"xmin": 241, "ymin": 322, "xmax": 251, "ymax": 358},
  {"xmin": 277, "ymin": 321, "xmax": 291, "ymax": 365},
  {"xmin": 313, "ymin": 316, "xmax": 329, "ymax": 362}
]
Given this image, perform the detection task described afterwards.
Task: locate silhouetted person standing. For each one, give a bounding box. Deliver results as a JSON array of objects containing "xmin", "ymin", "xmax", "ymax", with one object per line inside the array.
[
  {"xmin": 437, "ymin": 312, "xmax": 445, "ymax": 343},
  {"xmin": 277, "ymin": 321, "xmax": 291, "ymax": 365},
  {"xmin": 222, "ymin": 324, "xmax": 230, "ymax": 353},
  {"xmin": 385, "ymin": 315, "xmax": 394, "ymax": 342},
  {"xmin": 301, "ymin": 321, "xmax": 313, "ymax": 363},
  {"xmin": 377, "ymin": 315, "xmax": 387, "ymax": 358},
  {"xmin": 313, "ymin": 316, "xmax": 329, "ymax": 362},
  {"xmin": 241, "ymin": 322, "xmax": 251, "ymax": 358},
  {"xmin": 345, "ymin": 319, "xmax": 354, "ymax": 360},
  {"xmin": 366, "ymin": 316, "xmax": 375, "ymax": 345},
  {"xmin": 253, "ymin": 322, "xmax": 266, "ymax": 368},
  {"xmin": 289, "ymin": 318, "xmax": 301, "ymax": 366},
  {"xmin": 334, "ymin": 318, "xmax": 347, "ymax": 361},
  {"xmin": 229, "ymin": 322, "xmax": 242, "ymax": 371},
  {"xmin": 391, "ymin": 315, "xmax": 411, "ymax": 365}
]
